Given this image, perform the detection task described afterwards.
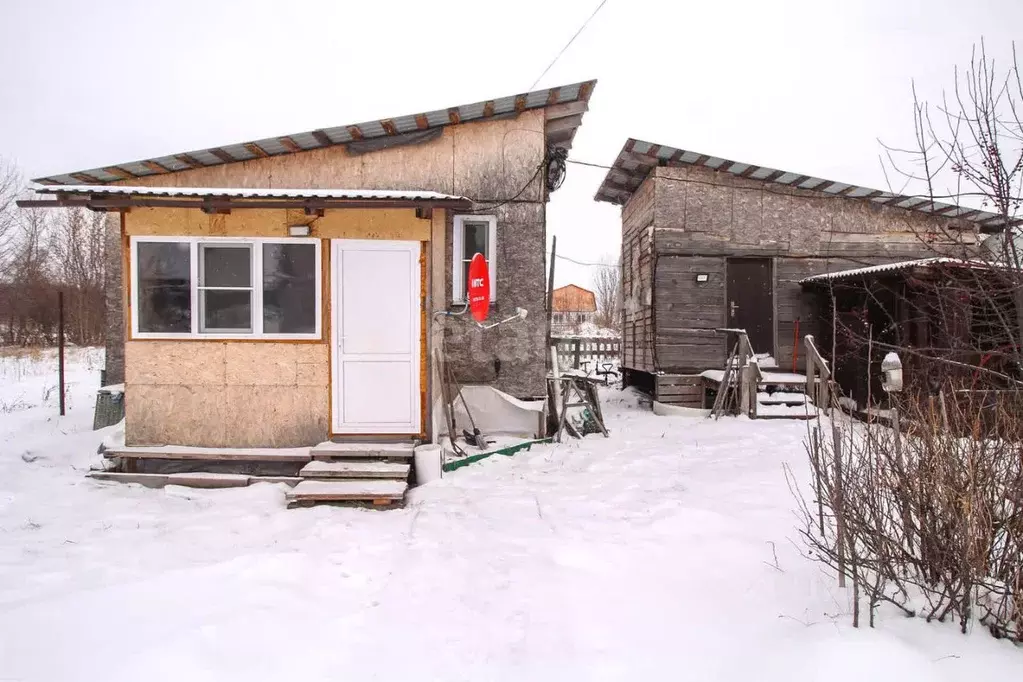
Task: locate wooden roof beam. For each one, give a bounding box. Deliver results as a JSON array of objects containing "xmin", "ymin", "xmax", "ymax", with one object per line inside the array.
[
  {"xmin": 174, "ymin": 154, "xmax": 203, "ymax": 169},
  {"xmin": 141, "ymin": 160, "xmax": 171, "ymax": 175},
  {"xmin": 244, "ymin": 143, "xmax": 269, "ymax": 158},
  {"xmin": 210, "ymin": 148, "xmax": 235, "ymax": 164},
  {"xmin": 311, "ymin": 130, "xmax": 333, "ymax": 147},
  {"xmin": 103, "ymin": 166, "xmax": 136, "ymax": 180}
]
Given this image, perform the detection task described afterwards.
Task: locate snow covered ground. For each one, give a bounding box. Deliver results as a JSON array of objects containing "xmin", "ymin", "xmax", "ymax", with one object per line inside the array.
[{"xmin": 1, "ymin": 350, "xmax": 1020, "ymax": 681}]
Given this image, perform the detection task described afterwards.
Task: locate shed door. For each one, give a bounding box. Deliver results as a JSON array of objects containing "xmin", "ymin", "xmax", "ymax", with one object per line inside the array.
[
  {"xmin": 332, "ymin": 239, "xmax": 421, "ymax": 434},
  {"xmin": 726, "ymin": 258, "xmax": 774, "ymax": 356}
]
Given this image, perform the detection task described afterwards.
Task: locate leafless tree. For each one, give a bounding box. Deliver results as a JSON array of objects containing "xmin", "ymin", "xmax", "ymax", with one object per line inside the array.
[
  {"xmin": 0, "ymin": 157, "xmax": 22, "ymax": 270},
  {"xmin": 592, "ymin": 254, "xmax": 621, "ymax": 330},
  {"xmin": 793, "ymin": 41, "xmax": 1023, "ymax": 643},
  {"xmin": 49, "ymin": 207, "xmax": 106, "ymax": 345}
]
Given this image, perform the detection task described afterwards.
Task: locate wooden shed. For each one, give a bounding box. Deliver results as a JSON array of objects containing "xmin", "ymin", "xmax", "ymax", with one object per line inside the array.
[
  {"xmin": 24, "ymin": 81, "xmax": 597, "ymax": 449},
  {"xmin": 595, "ymin": 138, "xmax": 1013, "ymax": 407}
]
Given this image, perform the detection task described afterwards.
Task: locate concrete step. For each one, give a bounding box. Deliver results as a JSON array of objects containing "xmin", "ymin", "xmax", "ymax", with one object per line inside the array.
[
  {"xmin": 286, "ymin": 480, "xmax": 408, "ymax": 507},
  {"xmin": 310, "ymin": 442, "xmax": 415, "ymax": 461},
  {"xmin": 299, "ymin": 460, "xmax": 410, "ymax": 480},
  {"xmin": 87, "ymin": 471, "xmax": 302, "ymax": 488}
]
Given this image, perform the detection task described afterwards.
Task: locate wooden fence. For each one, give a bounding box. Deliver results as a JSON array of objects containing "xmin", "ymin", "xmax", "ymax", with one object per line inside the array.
[{"xmin": 552, "ymin": 336, "xmax": 621, "ymax": 373}]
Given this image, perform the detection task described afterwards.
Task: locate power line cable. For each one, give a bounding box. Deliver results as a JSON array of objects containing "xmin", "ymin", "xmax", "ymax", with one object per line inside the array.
[{"xmin": 529, "ymin": 0, "xmax": 609, "ymax": 90}]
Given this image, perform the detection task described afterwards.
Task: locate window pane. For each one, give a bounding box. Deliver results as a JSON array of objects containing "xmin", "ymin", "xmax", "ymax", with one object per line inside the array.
[
  {"xmin": 137, "ymin": 242, "xmax": 191, "ymax": 333},
  {"xmin": 462, "ymin": 222, "xmax": 489, "ymax": 260},
  {"xmin": 262, "ymin": 243, "xmax": 317, "ymax": 334},
  {"xmin": 202, "ymin": 290, "xmax": 251, "ymax": 331},
  {"xmin": 202, "ymin": 245, "xmax": 251, "ymax": 287},
  {"xmin": 461, "ymin": 260, "xmax": 471, "ymax": 299}
]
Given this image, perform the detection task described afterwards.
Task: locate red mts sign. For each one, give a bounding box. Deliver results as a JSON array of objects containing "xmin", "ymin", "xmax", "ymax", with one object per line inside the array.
[{"xmin": 467, "ymin": 252, "xmax": 490, "ymax": 322}]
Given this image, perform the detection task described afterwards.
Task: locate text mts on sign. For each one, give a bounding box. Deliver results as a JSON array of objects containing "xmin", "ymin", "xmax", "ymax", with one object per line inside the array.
[{"xmin": 467, "ymin": 252, "xmax": 490, "ymax": 322}]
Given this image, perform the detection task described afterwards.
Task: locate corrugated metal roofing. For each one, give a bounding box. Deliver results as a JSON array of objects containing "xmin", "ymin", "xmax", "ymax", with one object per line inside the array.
[
  {"xmin": 799, "ymin": 257, "xmax": 989, "ymax": 284},
  {"xmin": 36, "ymin": 185, "xmax": 466, "ymax": 202},
  {"xmin": 34, "ymin": 80, "xmax": 597, "ymax": 186},
  {"xmin": 594, "ymin": 138, "xmax": 1018, "ymax": 232}
]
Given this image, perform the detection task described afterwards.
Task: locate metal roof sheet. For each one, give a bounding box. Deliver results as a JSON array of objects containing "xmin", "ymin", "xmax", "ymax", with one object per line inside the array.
[
  {"xmin": 594, "ymin": 138, "xmax": 1018, "ymax": 231},
  {"xmin": 798, "ymin": 257, "xmax": 989, "ymax": 284},
  {"xmin": 36, "ymin": 185, "xmax": 466, "ymax": 201},
  {"xmin": 34, "ymin": 80, "xmax": 597, "ymax": 186}
]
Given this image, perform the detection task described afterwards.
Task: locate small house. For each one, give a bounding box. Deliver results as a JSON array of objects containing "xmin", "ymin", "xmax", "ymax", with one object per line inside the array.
[
  {"xmin": 594, "ymin": 138, "xmax": 1012, "ymax": 408},
  {"xmin": 26, "ymin": 81, "xmax": 597, "ymax": 449},
  {"xmin": 551, "ymin": 284, "xmax": 597, "ymax": 332}
]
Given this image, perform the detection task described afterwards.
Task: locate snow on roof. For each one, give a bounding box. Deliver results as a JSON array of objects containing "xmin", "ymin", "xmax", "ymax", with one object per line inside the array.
[
  {"xmin": 798, "ymin": 257, "xmax": 990, "ymax": 284},
  {"xmin": 36, "ymin": 185, "xmax": 466, "ymax": 202}
]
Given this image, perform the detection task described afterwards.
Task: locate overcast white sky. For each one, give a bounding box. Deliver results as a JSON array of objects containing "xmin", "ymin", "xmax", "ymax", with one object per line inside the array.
[{"xmin": 1, "ymin": 0, "xmax": 1021, "ymax": 287}]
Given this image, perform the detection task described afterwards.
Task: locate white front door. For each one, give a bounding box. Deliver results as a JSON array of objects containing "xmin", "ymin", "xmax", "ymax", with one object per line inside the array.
[{"xmin": 332, "ymin": 239, "xmax": 421, "ymax": 434}]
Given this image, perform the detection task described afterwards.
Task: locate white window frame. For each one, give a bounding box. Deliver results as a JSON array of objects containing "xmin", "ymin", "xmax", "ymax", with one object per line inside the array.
[
  {"xmin": 452, "ymin": 214, "xmax": 497, "ymax": 303},
  {"xmin": 198, "ymin": 242, "xmax": 255, "ymax": 334},
  {"xmin": 130, "ymin": 236, "xmax": 322, "ymax": 340}
]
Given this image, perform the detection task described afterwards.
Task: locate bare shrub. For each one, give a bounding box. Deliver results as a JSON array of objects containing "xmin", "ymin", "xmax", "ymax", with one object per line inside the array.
[{"xmin": 789, "ymin": 388, "xmax": 1023, "ymax": 641}]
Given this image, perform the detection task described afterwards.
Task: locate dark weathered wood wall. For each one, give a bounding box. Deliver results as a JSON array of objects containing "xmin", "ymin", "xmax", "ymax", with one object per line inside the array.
[
  {"xmin": 618, "ymin": 162, "xmax": 979, "ymax": 377},
  {"xmin": 654, "ymin": 256, "xmax": 726, "ymax": 370},
  {"xmin": 621, "ymin": 176, "xmax": 656, "ymax": 372}
]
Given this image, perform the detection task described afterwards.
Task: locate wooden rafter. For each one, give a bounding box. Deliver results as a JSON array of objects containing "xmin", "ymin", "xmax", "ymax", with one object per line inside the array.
[
  {"xmin": 103, "ymin": 166, "xmax": 136, "ymax": 180},
  {"xmin": 70, "ymin": 172, "xmax": 102, "ymax": 183},
  {"xmin": 141, "ymin": 160, "xmax": 170, "ymax": 174},
  {"xmin": 482, "ymin": 100, "xmax": 495, "ymax": 118},
  {"xmin": 311, "ymin": 130, "xmax": 333, "ymax": 147},
  {"xmin": 278, "ymin": 136, "xmax": 303, "ymax": 153},
  {"xmin": 244, "ymin": 143, "xmax": 269, "ymax": 158},
  {"xmin": 514, "ymin": 94, "xmax": 527, "ymax": 113},
  {"xmin": 447, "ymin": 108, "xmax": 461, "ymax": 125},
  {"xmin": 175, "ymin": 154, "xmax": 202, "ymax": 168},
  {"xmin": 210, "ymin": 148, "xmax": 235, "ymax": 163},
  {"xmin": 546, "ymin": 87, "xmax": 561, "ymax": 105},
  {"xmin": 762, "ymin": 170, "xmax": 786, "ymax": 183},
  {"xmin": 414, "ymin": 114, "xmax": 429, "ymax": 130},
  {"xmin": 380, "ymin": 120, "xmax": 398, "ymax": 136},
  {"xmin": 346, "ymin": 126, "xmax": 364, "ymax": 141},
  {"xmin": 738, "ymin": 165, "xmax": 761, "ymax": 178}
]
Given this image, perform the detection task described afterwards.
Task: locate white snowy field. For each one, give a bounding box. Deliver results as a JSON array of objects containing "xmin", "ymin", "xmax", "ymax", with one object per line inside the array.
[{"xmin": 0, "ymin": 350, "xmax": 1020, "ymax": 681}]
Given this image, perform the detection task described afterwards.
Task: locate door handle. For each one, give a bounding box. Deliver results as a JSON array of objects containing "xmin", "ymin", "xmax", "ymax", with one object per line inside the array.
[{"xmin": 729, "ymin": 300, "xmax": 738, "ymax": 317}]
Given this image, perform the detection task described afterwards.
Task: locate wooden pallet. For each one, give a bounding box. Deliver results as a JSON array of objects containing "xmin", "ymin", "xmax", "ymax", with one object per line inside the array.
[{"xmin": 286, "ymin": 480, "xmax": 408, "ymax": 508}]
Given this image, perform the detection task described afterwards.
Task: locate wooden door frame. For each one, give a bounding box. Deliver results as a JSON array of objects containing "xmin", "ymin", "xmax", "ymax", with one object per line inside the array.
[
  {"xmin": 724, "ymin": 256, "xmax": 777, "ymax": 358},
  {"xmin": 330, "ymin": 238, "xmax": 422, "ymax": 435}
]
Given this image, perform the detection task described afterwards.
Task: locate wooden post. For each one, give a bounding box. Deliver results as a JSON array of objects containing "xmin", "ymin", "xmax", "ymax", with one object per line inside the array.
[
  {"xmin": 573, "ymin": 339, "xmax": 581, "ymax": 370},
  {"xmin": 545, "ymin": 236, "xmax": 557, "ymax": 372},
  {"xmin": 805, "ymin": 340, "xmax": 816, "ymax": 401},
  {"xmin": 740, "ymin": 363, "xmax": 751, "ymax": 416},
  {"xmin": 833, "ymin": 425, "xmax": 846, "ymax": 587},
  {"xmin": 58, "ymin": 290, "xmax": 66, "ymax": 417}
]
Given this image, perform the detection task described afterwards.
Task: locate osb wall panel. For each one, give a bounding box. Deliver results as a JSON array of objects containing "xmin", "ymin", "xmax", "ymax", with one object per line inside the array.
[
  {"xmin": 124, "ymin": 207, "xmax": 431, "ymax": 241},
  {"xmin": 652, "ymin": 164, "xmax": 978, "ymax": 258},
  {"xmin": 116, "ymin": 110, "xmax": 546, "ymax": 202},
  {"xmin": 125, "ymin": 341, "xmax": 329, "ymax": 447}
]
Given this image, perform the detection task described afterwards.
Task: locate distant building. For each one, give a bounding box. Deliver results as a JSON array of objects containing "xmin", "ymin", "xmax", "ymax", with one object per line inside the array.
[{"xmin": 552, "ymin": 284, "xmax": 597, "ymax": 331}]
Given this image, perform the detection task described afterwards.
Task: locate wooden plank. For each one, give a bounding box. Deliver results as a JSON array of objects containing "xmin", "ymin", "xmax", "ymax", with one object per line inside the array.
[
  {"xmin": 278, "ymin": 136, "xmax": 303, "ymax": 152},
  {"xmin": 309, "ymin": 442, "xmax": 415, "ymax": 461},
  {"xmin": 545, "ymin": 100, "xmax": 588, "ymax": 120},
  {"xmin": 103, "ymin": 166, "xmax": 136, "ymax": 180},
  {"xmin": 245, "ymin": 143, "xmax": 269, "ymax": 158},
  {"xmin": 88, "ymin": 471, "xmax": 251, "ymax": 489},
  {"xmin": 210, "ymin": 148, "xmax": 235, "ymax": 163},
  {"xmin": 103, "ymin": 446, "xmax": 311, "ymax": 462},
  {"xmin": 141, "ymin": 160, "xmax": 171, "ymax": 174},
  {"xmin": 286, "ymin": 480, "xmax": 407, "ymax": 502},
  {"xmin": 311, "ymin": 129, "xmax": 333, "ymax": 146},
  {"xmin": 299, "ymin": 460, "xmax": 410, "ymax": 479}
]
